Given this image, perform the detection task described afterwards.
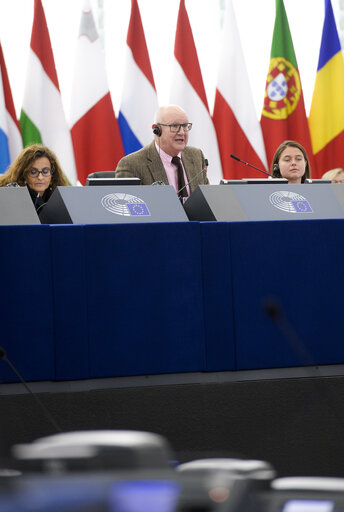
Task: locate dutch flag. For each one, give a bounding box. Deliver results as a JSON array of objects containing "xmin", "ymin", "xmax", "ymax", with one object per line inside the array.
[
  {"xmin": 0, "ymin": 43, "xmax": 22, "ymax": 174},
  {"xmin": 118, "ymin": 0, "xmax": 158, "ymax": 155}
]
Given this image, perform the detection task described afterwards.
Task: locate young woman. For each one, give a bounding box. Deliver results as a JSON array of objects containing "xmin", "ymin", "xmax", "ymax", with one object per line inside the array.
[{"xmin": 271, "ymin": 140, "xmax": 310, "ymax": 184}]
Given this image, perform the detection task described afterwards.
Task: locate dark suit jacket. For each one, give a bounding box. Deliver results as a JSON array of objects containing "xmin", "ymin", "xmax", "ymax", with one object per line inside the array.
[{"xmin": 115, "ymin": 141, "xmax": 209, "ymax": 194}]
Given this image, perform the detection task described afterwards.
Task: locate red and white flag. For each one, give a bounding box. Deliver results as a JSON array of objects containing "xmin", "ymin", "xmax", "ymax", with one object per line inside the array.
[
  {"xmin": 70, "ymin": 0, "xmax": 124, "ymax": 185},
  {"xmin": 170, "ymin": 0, "xmax": 223, "ymax": 184},
  {"xmin": 213, "ymin": 0, "xmax": 267, "ymax": 179}
]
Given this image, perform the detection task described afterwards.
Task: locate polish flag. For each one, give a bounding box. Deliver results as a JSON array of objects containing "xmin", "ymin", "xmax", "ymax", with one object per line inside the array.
[
  {"xmin": 0, "ymin": 43, "xmax": 22, "ymax": 173},
  {"xmin": 118, "ymin": 0, "xmax": 158, "ymax": 155},
  {"xmin": 20, "ymin": 0, "xmax": 77, "ymax": 184},
  {"xmin": 213, "ymin": 0, "xmax": 267, "ymax": 179},
  {"xmin": 70, "ymin": 0, "xmax": 124, "ymax": 184},
  {"xmin": 170, "ymin": 0, "xmax": 223, "ymax": 183}
]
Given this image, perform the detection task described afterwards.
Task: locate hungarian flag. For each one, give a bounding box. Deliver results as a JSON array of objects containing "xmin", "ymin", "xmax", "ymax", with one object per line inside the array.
[
  {"xmin": 20, "ymin": 0, "xmax": 77, "ymax": 184},
  {"xmin": 213, "ymin": 0, "xmax": 267, "ymax": 179},
  {"xmin": 70, "ymin": 0, "xmax": 124, "ymax": 185},
  {"xmin": 308, "ymin": 0, "xmax": 344, "ymax": 176},
  {"xmin": 170, "ymin": 0, "xmax": 223, "ymax": 184},
  {"xmin": 118, "ymin": 0, "xmax": 158, "ymax": 155},
  {"xmin": 260, "ymin": 0, "xmax": 314, "ymax": 173},
  {"xmin": 0, "ymin": 43, "xmax": 22, "ymax": 173}
]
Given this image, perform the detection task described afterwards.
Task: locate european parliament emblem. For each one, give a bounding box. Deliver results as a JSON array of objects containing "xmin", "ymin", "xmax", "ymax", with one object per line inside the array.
[
  {"xmin": 291, "ymin": 200, "xmax": 313, "ymax": 213},
  {"xmin": 101, "ymin": 193, "xmax": 151, "ymax": 217},
  {"xmin": 127, "ymin": 203, "xmax": 150, "ymax": 216},
  {"xmin": 269, "ymin": 191, "xmax": 313, "ymax": 214}
]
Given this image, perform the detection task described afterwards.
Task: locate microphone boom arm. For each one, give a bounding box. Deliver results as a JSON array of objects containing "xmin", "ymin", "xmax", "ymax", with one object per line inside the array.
[
  {"xmin": 177, "ymin": 159, "xmax": 208, "ymax": 196},
  {"xmin": 230, "ymin": 154, "xmax": 272, "ymax": 177}
]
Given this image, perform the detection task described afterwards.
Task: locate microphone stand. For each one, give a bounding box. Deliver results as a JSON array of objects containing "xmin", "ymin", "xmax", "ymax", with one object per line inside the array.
[
  {"xmin": 0, "ymin": 346, "xmax": 62, "ymax": 432},
  {"xmin": 230, "ymin": 154, "xmax": 273, "ymax": 177},
  {"xmin": 177, "ymin": 159, "xmax": 209, "ymax": 198}
]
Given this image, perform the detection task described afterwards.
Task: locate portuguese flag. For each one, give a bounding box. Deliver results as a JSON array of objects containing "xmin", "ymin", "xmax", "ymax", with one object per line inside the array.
[{"xmin": 260, "ymin": 0, "xmax": 314, "ymax": 173}]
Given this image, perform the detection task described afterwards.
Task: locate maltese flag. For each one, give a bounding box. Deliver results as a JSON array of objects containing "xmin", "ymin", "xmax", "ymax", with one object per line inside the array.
[
  {"xmin": 0, "ymin": 43, "xmax": 22, "ymax": 173},
  {"xmin": 213, "ymin": 0, "xmax": 267, "ymax": 179},
  {"xmin": 118, "ymin": 0, "xmax": 158, "ymax": 155},
  {"xmin": 70, "ymin": 0, "xmax": 124, "ymax": 184},
  {"xmin": 169, "ymin": 0, "xmax": 223, "ymax": 184}
]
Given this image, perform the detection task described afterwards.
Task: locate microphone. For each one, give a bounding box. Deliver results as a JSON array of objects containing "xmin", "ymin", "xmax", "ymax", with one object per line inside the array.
[
  {"xmin": 152, "ymin": 181, "xmax": 165, "ymax": 186},
  {"xmin": 5, "ymin": 182, "xmax": 20, "ymax": 187},
  {"xmin": 230, "ymin": 154, "xmax": 273, "ymax": 177},
  {"xmin": 0, "ymin": 346, "xmax": 62, "ymax": 432},
  {"xmin": 261, "ymin": 297, "xmax": 315, "ymax": 367},
  {"xmin": 36, "ymin": 202, "xmax": 47, "ymax": 214},
  {"xmin": 261, "ymin": 297, "xmax": 344, "ymax": 434},
  {"xmin": 177, "ymin": 158, "xmax": 208, "ymax": 197},
  {"xmin": 34, "ymin": 192, "xmax": 40, "ymax": 209}
]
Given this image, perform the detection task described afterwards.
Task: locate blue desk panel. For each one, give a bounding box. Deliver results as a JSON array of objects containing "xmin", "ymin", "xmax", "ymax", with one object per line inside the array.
[
  {"xmin": 0, "ymin": 225, "xmax": 55, "ymax": 382},
  {"xmin": 200, "ymin": 223, "xmax": 235, "ymax": 370},
  {"xmin": 1, "ymin": 220, "xmax": 343, "ymax": 383},
  {"xmin": 229, "ymin": 219, "xmax": 344, "ymax": 369},
  {"xmin": 50, "ymin": 225, "xmax": 90, "ymax": 380},
  {"xmin": 84, "ymin": 222, "xmax": 206, "ymax": 378}
]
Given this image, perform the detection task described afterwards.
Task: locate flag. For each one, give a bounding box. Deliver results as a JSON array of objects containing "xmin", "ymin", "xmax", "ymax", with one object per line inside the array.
[
  {"xmin": 170, "ymin": 0, "xmax": 223, "ymax": 184},
  {"xmin": 308, "ymin": 0, "xmax": 344, "ymax": 175},
  {"xmin": 20, "ymin": 0, "xmax": 77, "ymax": 184},
  {"xmin": 213, "ymin": 0, "xmax": 267, "ymax": 179},
  {"xmin": 70, "ymin": 0, "xmax": 124, "ymax": 185},
  {"xmin": 0, "ymin": 43, "xmax": 22, "ymax": 173},
  {"xmin": 260, "ymin": 0, "xmax": 314, "ymax": 173},
  {"xmin": 118, "ymin": 0, "xmax": 158, "ymax": 155}
]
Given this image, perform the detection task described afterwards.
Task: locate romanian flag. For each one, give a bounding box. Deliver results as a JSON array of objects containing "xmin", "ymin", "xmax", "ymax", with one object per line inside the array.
[
  {"xmin": 260, "ymin": 0, "xmax": 314, "ymax": 172},
  {"xmin": 308, "ymin": 0, "xmax": 344, "ymax": 176}
]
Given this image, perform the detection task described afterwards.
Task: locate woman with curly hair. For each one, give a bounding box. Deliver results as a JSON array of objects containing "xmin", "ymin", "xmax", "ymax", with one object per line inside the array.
[{"xmin": 0, "ymin": 144, "xmax": 69, "ymax": 210}]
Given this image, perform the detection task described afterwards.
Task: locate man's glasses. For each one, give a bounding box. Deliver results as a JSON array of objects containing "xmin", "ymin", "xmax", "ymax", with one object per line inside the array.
[
  {"xmin": 28, "ymin": 167, "xmax": 53, "ymax": 177},
  {"xmin": 157, "ymin": 123, "xmax": 192, "ymax": 133}
]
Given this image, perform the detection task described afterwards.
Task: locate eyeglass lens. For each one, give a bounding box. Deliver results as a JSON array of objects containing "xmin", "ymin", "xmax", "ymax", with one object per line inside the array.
[
  {"xmin": 169, "ymin": 123, "xmax": 192, "ymax": 132},
  {"xmin": 29, "ymin": 168, "xmax": 52, "ymax": 177}
]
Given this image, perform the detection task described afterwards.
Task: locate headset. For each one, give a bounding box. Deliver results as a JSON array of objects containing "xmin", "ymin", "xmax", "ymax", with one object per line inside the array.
[
  {"xmin": 152, "ymin": 124, "xmax": 162, "ymax": 137},
  {"xmin": 273, "ymin": 164, "xmax": 281, "ymax": 177}
]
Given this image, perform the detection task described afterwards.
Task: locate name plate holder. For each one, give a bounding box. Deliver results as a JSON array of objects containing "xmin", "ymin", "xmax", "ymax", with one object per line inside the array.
[{"xmin": 0, "ymin": 187, "xmax": 40, "ymax": 225}]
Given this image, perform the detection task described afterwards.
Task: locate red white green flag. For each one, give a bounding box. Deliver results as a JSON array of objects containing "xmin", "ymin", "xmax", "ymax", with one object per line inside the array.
[{"xmin": 20, "ymin": 0, "xmax": 77, "ymax": 184}]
